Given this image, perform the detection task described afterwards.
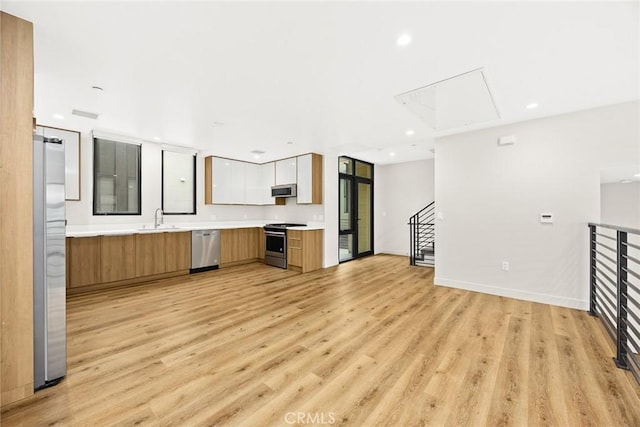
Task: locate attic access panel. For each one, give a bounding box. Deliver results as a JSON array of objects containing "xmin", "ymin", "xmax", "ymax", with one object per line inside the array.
[{"xmin": 395, "ymin": 68, "xmax": 500, "ymax": 131}]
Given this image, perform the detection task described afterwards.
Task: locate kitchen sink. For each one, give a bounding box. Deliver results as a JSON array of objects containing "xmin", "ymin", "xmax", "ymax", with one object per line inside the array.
[{"xmin": 136, "ymin": 224, "xmax": 181, "ymax": 232}]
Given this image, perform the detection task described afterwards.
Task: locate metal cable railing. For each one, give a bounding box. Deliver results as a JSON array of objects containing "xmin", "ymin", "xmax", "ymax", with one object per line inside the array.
[
  {"xmin": 409, "ymin": 202, "xmax": 435, "ymax": 267},
  {"xmin": 589, "ymin": 223, "xmax": 640, "ymax": 384}
]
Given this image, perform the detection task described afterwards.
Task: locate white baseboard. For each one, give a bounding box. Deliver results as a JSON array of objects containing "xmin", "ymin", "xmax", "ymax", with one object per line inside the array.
[
  {"xmin": 376, "ymin": 249, "xmax": 408, "ymax": 257},
  {"xmin": 434, "ymin": 276, "xmax": 588, "ymax": 310}
]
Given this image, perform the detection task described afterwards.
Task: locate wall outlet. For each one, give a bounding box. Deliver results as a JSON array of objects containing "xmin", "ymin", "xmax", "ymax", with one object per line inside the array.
[{"xmin": 502, "ymin": 261, "xmax": 510, "ymax": 271}]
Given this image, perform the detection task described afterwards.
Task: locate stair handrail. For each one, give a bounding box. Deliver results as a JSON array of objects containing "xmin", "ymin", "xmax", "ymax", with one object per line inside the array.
[{"xmin": 409, "ymin": 201, "xmax": 435, "ymax": 266}]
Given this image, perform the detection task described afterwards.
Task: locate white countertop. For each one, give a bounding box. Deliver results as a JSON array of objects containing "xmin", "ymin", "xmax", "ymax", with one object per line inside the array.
[{"xmin": 66, "ymin": 221, "xmax": 325, "ymax": 237}]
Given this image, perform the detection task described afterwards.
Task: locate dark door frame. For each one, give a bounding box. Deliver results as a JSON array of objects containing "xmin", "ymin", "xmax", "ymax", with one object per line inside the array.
[{"xmin": 338, "ymin": 156, "xmax": 374, "ymax": 263}]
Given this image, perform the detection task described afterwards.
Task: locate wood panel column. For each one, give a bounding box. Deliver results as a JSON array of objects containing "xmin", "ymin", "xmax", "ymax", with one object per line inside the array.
[{"xmin": 0, "ymin": 11, "xmax": 35, "ymax": 407}]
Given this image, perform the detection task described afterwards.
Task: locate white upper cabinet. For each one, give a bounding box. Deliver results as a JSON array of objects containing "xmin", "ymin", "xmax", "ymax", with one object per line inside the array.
[
  {"xmin": 206, "ymin": 157, "xmax": 274, "ymax": 205},
  {"xmin": 296, "ymin": 153, "xmax": 323, "ymax": 204},
  {"xmin": 211, "ymin": 157, "xmax": 233, "ymax": 204},
  {"xmin": 205, "ymin": 154, "xmax": 321, "ymax": 205},
  {"xmin": 275, "ymin": 157, "xmax": 297, "ymax": 185},
  {"xmin": 259, "ymin": 162, "xmax": 276, "ymax": 205},
  {"xmin": 208, "ymin": 157, "xmax": 245, "ymax": 205},
  {"xmin": 244, "ymin": 162, "xmax": 260, "ymax": 205}
]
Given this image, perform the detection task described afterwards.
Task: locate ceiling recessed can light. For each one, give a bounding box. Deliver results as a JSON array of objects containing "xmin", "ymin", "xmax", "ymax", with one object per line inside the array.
[
  {"xmin": 405, "ymin": 129, "xmax": 415, "ymax": 136},
  {"xmin": 389, "ymin": 152, "xmax": 396, "ymax": 157},
  {"xmin": 53, "ymin": 113, "xmax": 65, "ymax": 120},
  {"xmin": 526, "ymin": 102, "xmax": 539, "ymax": 109},
  {"xmin": 153, "ymin": 136, "xmax": 161, "ymax": 141},
  {"xmin": 621, "ymin": 179, "xmax": 633, "ymax": 184},
  {"xmin": 253, "ymin": 155, "xmax": 260, "ymax": 159},
  {"xmin": 634, "ymin": 173, "xmax": 640, "ymax": 178},
  {"xmin": 396, "ymin": 33, "xmax": 412, "ymax": 47}
]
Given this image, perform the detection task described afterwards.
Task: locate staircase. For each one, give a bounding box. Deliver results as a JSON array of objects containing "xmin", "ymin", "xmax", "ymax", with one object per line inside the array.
[{"xmin": 409, "ymin": 202, "xmax": 435, "ymax": 267}]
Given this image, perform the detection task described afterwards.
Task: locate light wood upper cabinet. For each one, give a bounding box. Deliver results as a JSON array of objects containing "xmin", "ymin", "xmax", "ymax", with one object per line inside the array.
[
  {"xmin": 296, "ymin": 153, "xmax": 323, "ymax": 204},
  {"xmin": 1, "ymin": 11, "xmax": 35, "ymax": 407},
  {"xmin": 287, "ymin": 229, "xmax": 323, "ymax": 273},
  {"xmin": 275, "ymin": 157, "xmax": 297, "ymax": 185},
  {"xmin": 101, "ymin": 235, "xmax": 136, "ymax": 283},
  {"xmin": 165, "ymin": 232, "xmax": 191, "ymax": 272},
  {"xmin": 135, "ymin": 233, "xmax": 167, "ymax": 277},
  {"xmin": 67, "ymin": 236, "xmax": 102, "ymax": 288}
]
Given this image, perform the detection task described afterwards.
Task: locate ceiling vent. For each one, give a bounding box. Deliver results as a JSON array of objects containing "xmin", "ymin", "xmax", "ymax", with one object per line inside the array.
[
  {"xmin": 395, "ymin": 68, "xmax": 500, "ymax": 131},
  {"xmin": 72, "ymin": 109, "xmax": 99, "ymax": 120}
]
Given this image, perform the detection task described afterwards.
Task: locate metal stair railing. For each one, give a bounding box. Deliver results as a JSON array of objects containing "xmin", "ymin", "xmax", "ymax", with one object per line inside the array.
[
  {"xmin": 409, "ymin": 202, "xmax": 435, "ymax": 267},
  {"xmin": 589, "ymin": 222, "xmax": 640, "ymax": 385}
]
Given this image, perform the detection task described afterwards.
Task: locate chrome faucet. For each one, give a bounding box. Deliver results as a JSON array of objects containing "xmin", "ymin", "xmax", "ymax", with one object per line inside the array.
[{"xmin": 154, "ymin": 208, "xmax": 164, "ymax": 228}]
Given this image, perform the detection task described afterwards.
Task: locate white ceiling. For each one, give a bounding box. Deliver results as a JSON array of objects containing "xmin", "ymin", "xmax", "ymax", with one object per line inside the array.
[{"xmin": 3, "ymin": 1, "xmax": 639, "ymax": 165}]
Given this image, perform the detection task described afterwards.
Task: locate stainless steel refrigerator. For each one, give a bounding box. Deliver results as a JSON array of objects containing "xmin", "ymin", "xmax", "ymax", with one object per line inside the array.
[{"xmin": 33, "ymin": 134, "xmax": 66, "ymax": 390}]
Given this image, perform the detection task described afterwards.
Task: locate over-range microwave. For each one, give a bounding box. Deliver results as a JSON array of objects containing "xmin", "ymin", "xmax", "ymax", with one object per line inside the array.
[{"xmin": 271, "ymin": 184, "xmax": 297, "ymax": 198}]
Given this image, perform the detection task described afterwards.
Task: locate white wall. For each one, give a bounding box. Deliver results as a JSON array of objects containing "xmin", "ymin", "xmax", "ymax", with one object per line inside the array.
[
  {"xmin": 375, "ymin": 159, "xmax": 435, "ymax": 256},
  {"xmin": 601, "ymin": 182, "xmax": 640, "ymax": 229},
  {"xmin": 435, "ymin": 101, "xmax": 640, "ymax": 310},
  {"xmin": 66, "ymin": 135, "xmax": 311, "ymax": 225}
]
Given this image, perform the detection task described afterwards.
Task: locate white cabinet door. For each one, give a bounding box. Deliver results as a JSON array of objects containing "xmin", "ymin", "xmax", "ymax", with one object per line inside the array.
[
  {"xmin": 275, "ymin": 157, "xmax": 297, "ymax": 185},
  {"xmin": 259, "ymin": 162, "xmax": 275, "ymax": 205},
  {"xmin": 244, "ymin": 162, "xmax": 260, "ymax": 205},
  {"xmin": 230, "ymin": 160, "xmax": 246, "ymax": 204},
  {"xmin": 212, "ymin": 157, "xmax": 233, "ymax": 204},
  {"xmin": 296, "ymin": 154, "xmax": 312, "ymax": 204}
]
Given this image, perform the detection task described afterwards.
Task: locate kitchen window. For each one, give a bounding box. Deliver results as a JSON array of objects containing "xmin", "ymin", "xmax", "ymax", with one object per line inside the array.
[
  {"xmin": 93, "ymin": 138, "xmax": 141, "ymax": 215},
  {"xmin": 162, "ymin": 150, "xmax": 196, "ymax": 215}
]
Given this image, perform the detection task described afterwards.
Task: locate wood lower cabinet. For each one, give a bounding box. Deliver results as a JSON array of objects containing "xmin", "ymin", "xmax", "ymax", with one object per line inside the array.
[
  {"xmin": 135, "ymin": 233, "xmax": 167, "ymax": 277},
  {"xmin": 221, "ymin": 228, "xmax": 261, "ymax": 265},
  {"xmin": 287, "ymin": 229, "xmax": 323, "ymax": 273},
  {"xmin": 165, "ymin": 232, "xmax": 191, "ymax": 272},
  {"xmin": 67, "ymin": 236, "xmax": 102, "ymax": 288},
  {"xmin": 67, "ymin": 231, "xmax": 192, "ymax": 293},
  {"xmin": 101, "ymin": 235, "xmax": 136, "ymax": 282}
]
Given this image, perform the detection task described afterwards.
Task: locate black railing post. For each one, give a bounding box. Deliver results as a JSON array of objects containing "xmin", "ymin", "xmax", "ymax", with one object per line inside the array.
[
  {"xmin": 614, "ymin": 230, "xmax": 630, "ymax": 370},
  {"xmin": 589, "ymin": 224, "xmax": 597, "ymax": 317}
]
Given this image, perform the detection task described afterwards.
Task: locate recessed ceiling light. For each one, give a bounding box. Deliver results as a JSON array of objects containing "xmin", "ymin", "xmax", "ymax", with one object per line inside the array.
[
  {"xmin": 634, "ymin": 173, "xmax": 640, "ymax": 178},
  {"xmin": 526, "ymin": 102, "xmax": 539, "ymax": 109},
  {"xmin": 396, "ymin": 33, "xmax": 412, "ymax": 47},
  {"xmin": 253, "ymin": 155, "xmax": 260, "ymax": 159},
  {"xmin": 405, "ymin": 129, "xmax": 415, "ymax": 136},
  {"xmin": 389, "ymin": 152, "xmax": 396, "ymax": 157},
  {"xmin": 53, "ymin": 113, "xmax": 64, "ymax": 120},
  {"xmin": 621, "ymin": 179, "xmax": 633, "ymax": 184},
  {"xmin": 153, "ymin": 136, "xmax": 161, "ymax": 141}
]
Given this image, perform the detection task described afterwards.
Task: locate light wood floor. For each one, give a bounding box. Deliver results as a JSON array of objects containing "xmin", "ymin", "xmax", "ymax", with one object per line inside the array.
[{"xmin": 2, "ymin": 255, "xmax": 640, "ymax": 426}]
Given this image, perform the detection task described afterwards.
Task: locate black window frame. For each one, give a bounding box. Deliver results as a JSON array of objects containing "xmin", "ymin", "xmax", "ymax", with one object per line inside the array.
[
  {"xmin": 161, "ymin": 150, "xmax": 197, "ymax": 215},
  {"xmin": 92, "ymin": 137, "xmax": 142, "ymax": 216}
]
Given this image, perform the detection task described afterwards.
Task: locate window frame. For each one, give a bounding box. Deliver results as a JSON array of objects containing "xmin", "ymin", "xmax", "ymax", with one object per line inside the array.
[
  {"xmin": 92, "ymin": 137, "xmax": 142, "ymax": 216},
  {"xmin": 161, "ymin": 150, "xmax": 197, "ymax": 215}
]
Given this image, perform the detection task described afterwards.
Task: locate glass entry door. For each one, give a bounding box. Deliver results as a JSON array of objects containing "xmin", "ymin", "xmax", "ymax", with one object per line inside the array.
[{"xmin": 339, "ymin": 157, "xmax": 373, "ymax": 262}]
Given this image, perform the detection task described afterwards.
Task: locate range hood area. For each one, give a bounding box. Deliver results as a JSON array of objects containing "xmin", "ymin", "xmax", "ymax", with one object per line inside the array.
[{"xmin": 271, "ymin": 183, "xmax": 297, "ymax": 198}]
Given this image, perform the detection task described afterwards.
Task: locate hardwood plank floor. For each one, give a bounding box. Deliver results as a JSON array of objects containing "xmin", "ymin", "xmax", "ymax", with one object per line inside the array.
[{"xmin": 2, "ymin": 254, "xmax": 640, "ymax": 426}]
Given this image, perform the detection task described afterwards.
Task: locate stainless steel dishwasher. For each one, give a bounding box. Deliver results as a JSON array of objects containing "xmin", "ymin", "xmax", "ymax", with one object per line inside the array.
[{"xmin": 190, "ymin": 230, "xmax": 221, "ymax": 273}]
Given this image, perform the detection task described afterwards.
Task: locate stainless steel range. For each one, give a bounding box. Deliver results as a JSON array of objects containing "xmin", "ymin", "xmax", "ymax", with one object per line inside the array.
[{"xmin": 264, "ymin": 223, "xmax": 305, "ymax": 268}]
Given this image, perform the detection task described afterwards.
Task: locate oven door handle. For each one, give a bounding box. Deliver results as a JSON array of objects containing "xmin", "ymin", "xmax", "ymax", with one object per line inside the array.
[{"xmin": 265, "ymin": 231, "xmax": 286, "ymax": 237}]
